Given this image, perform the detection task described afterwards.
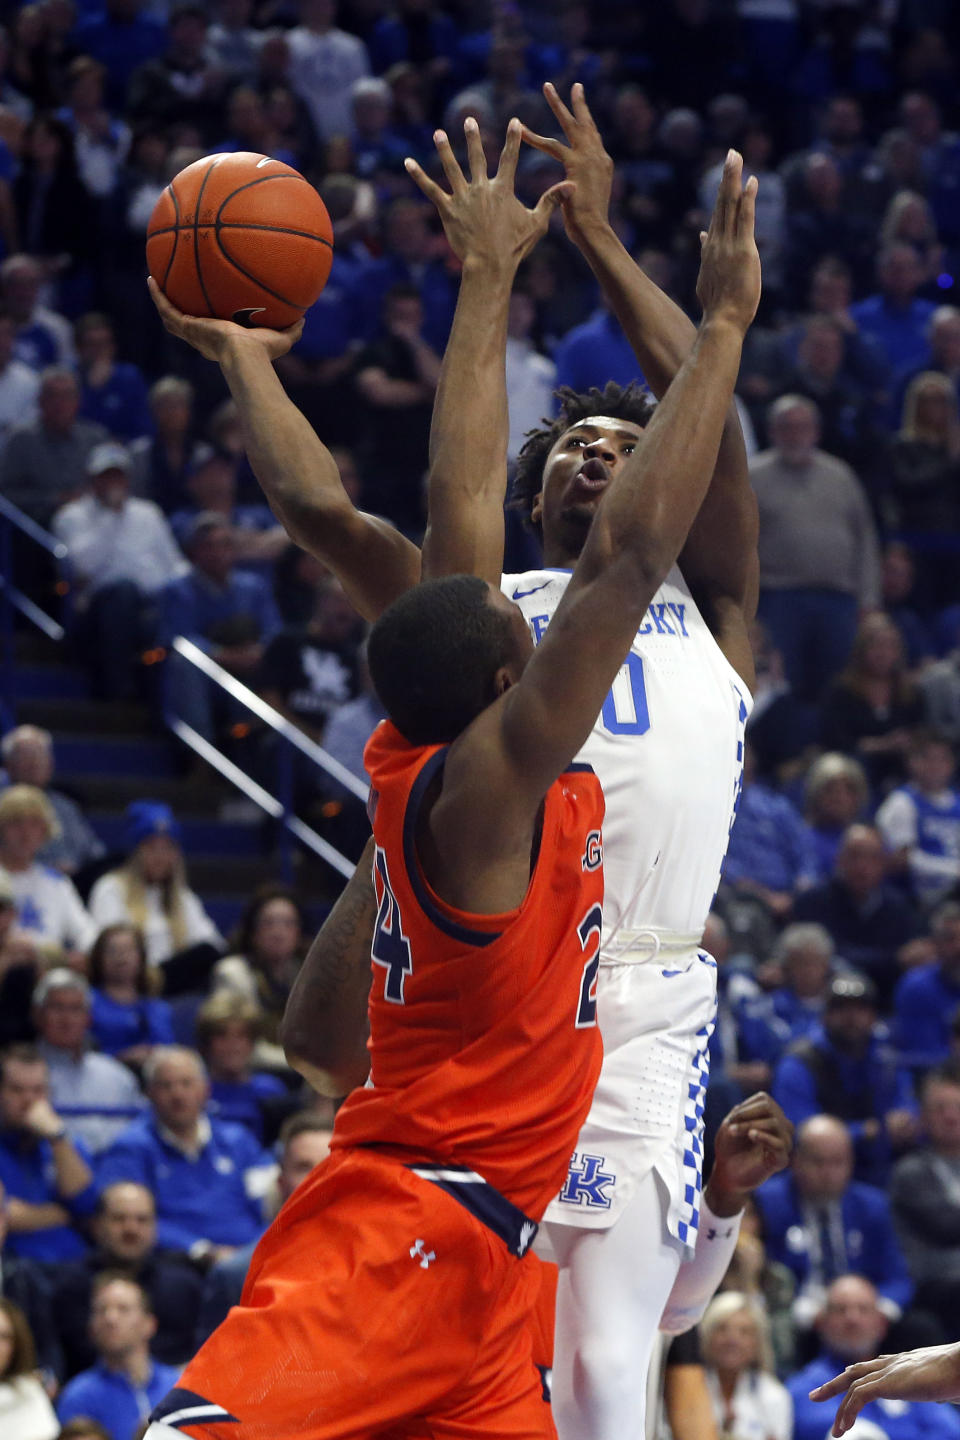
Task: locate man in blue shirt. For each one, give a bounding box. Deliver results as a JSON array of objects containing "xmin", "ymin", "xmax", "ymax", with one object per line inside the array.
[
  {"xmin": 893, "ymin": 902, "xmax": 960, "ymax": 1069},
  {"xmin": 98, "ymin": 1046, "xmax": 273, "ymax": 1258},
  {"xmin": 789, "ymin": 1275, "xmax": 960, "ymax": 1440},
  {"xmin": 722, "ymin": 743, "xmax": 820, "ymax": 919},
  {"xmin": 553, "ymin": 300, "xmax": 644, "ymax": 397},
  {"xmin": 57, "ymin": 1274, "xmax": 180, "ymax": 1440},
  {"xmin": 849, "ymin": 244, "xmax": 937, "ymax": 376},
  {"xmin": 0, "ymin": 1042, "xmax": 98, "ymax": 1262}
]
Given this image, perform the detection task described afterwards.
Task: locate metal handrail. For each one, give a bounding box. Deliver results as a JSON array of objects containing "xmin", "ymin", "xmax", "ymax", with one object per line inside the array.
[
  {"xmin": 0, "ymin": 501, "xmax": 68, "ymax": 712},
  {"xmin": 0, "ymin": 495, "xmax": 69, "ymax": 559}
]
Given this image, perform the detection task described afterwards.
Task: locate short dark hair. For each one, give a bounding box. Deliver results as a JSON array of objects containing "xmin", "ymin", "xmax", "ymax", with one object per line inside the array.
[
  {"xmin": 367, "ymin": 575, "xmax": 514, "ymax": 745},
  {"xmin": 0, "ymin": 1043, "xmax": 43, "ymax": 1084},
  {"xmin": 91, "ymin": 1271, "xmax": 153, "ymax": 1314},
  {"xmin": 278, "ymin": 1110, "xmax": 334, "ymax": 1149},
  {"xmin": 511, "ymin": 381, "xmax": 656, "ymax": 535}
]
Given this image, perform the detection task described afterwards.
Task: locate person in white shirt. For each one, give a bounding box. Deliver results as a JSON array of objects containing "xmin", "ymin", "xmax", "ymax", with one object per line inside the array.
[
  {"xmin": 53, "ymin": 440, "xmax": 188, "ymax": 699},
  {"xmin": 504, "ymin": 285, "xmax": 556, "ymax": 465},
  {"xmin": 701, "ymin": 1292, "xmax": 793, "ymax": 1440},
  {"xmin": 0, "ymin": 787, "xmax": 95, "ymax": 962},
  {"xmin": 876, "ymin": 729, "xmax": 960, "ymax": 909},
  {"xmin": 286, "ymin": 0, "xmax": 370, "ymax": 145},
  {"xmin": 0, "ymin": 1296, "xmax": 59, "ymax": 1440},
  {"xmin": 0, "ymin": 310, "xmax": 39, "ymax": 442}
]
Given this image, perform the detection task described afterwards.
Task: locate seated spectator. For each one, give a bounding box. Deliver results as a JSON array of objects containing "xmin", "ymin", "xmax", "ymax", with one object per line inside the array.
[
  {"xmin": 195, "ymin": 993, "xmax": 289, "ymax": 1144},
  {"xmin": 127, "ymin": 2, "xmax": 226, "ymax": 142},
  {"xmin": 788, "ymin": 1275, "xmax": 960, "ymax": 1440},
  {"xmin": 877, "ymin": 729, "xmax": 960, "ymax": 908},
  {"xmin": 891, "ymin": 1067, "xmax": 960, "ymax": 1341},
  {"xmin": 0, "ymin": 868, "xmax": 42, "ymax": 1048},
  {"xmin": 722, "ymin": 742, "xmax": 819, "ymax": 920},
  {"xmin": 286, "ymin": 0, "xmax": 371, "ymax": 150},
  {"xmin": 57, "ymin": 58, "xmax": 131, "ymax": 203},
  {"xmin": 74, "ymin": 314, "xmax": 151, "ymax": 443},
  {"xmin": 0, "ymin": 254, "xmax": 74, "ymax": 372},
  {"xmin": 319, "ymin": 644, "xmax": 387, "ymax": 860},
  {"xmin": 53, "ymin": 442, "xmax": 188, "ymax": 701},
  {"xmin": 87, "ymin": 925, "xmax": 174, "ymax": 1067},
  {"xmin": 505, "ymin": 282, "xmax": 556, "ymax": 467},
  {"xmin": 362, "ymin": 197, "xmax": 455, "ymax": 352},
  {"xmin": 882, "ymin": 541, "xmax": 936, "ymax": 668},
  {"xmin": 52, "ymin": 1182, "xmax": 203, "ymax": 1376},
  {"xmin": 850, "ymin": 242, "xmax": 937, "ymax": 376},
  {"xmin": 744, "ymin": 621, "xmax": 818, "ymax": 783},
  {"xmin": 260, "ymin": 578, "xmax": 363, "ymax": 743},
  {"xmin": 804, "ymin": 753, "xmax": 870, "ymax": 882},
  {"xmin": 55, "ymin": 1276, "xmax": 180, "ymax": 1440},
  {"xmin": 893, "ymin": 902, "xmax": 960, "ymax": 1069},
  {"xmin": 553, "ymin": 295, "xmax": 643, "ymax": 398},
  {"xmin": 772, "ymin": 973, "xmax": 918, "ymax": 1186},
  {"xmin": 700, "ymin": 1292, "xmax": 792, "ymax": 1440},
  {"xmin": 0, "ymin": 308, "xmax": 38, "ymax": 442},
  {"xmin": 879, "ymin": 191, "xmax": 945, "ymax": 295},
  {"xmin": 768, "ymin": 923, "xmax": 836, "ymax": 1046},
  {"xmin": 0, "ymin": 1042, "xmax": 97, "ymax": 1263},
  {"xmin": 212, "ymin": 886, "xmax": 307, "ymax": 1068},
  {"xmin": 752, "ymin": 395, "xmax": 881, "ymax": 702},
  {"xmin": 921, "ymin": 640, "xmax": 960, "ymax": 744},
  {"xmin": 820, "ymin": 615, "xmax": 925, "ymax": 793},
  {"xmin": 33, "ymin": 970, "xmax": 145, "ymax": 1156},
  {"xmin": 0, "ymin": 725, "xmax": 105, "ymax": 880},
  {"xmin": 128, "ymin": 377, "xmax": 203, "ymax": 509},
  {"xmin": 195, "ymin": 1112, "xmax": 332, "ymax": 1342},
  {"xmin": 756, "ymin": 1114, "xmax": 913, "ymax": 1333},
  {"xmin": 0, "ymin": 787, "xmax": 95, "ymax": 963},
  {"xmin": 894, "ymin": 305, "xmax": 960, "ymax": 420},
  {"xmin": 774, "ymin": 315, "xmax": 876, "ymax": 471},
  {"xmin": 793, "ymin": 825, "xmax": 923, "ymax": 1003},
  {"xmin": 0, "ymin": 1297, "xmax": 58, "ymax": 1440},
  {"xmin": 717, "ymin": 1198, "xmax": 798, "ymax": 1375},
  {"xmin": 88, "ymin": 802, "xmax": 222, "ymax": 988},
  {"xmin": 784, "ymin": 153, "xmax": 873, "ymax": 300},
  {"xmin": 168, "ymin": 446, "xmax": 286, "ymax": 572},
  {"xmin": 206, "ymin": 0, "xmax": 261, "ymax": 84},
  {"xmin": 882, "ymin": 372, "xmax": 960, "ymax": 584},
  {"xmin": 157, "ymin": 513, "xmax": 281, "ymax": 746},
  {"xmin": 0, "ymin": 366, "xmax": 109, "ymax": 527},
  {"xmin": 74, "ymin": 0, "xmax": 166, "ymax": 114},
  {"xmin": 98, "ymin": 1046, "xmax": 272, "ymax": 1258},
  {"xmin": 0, "ymin": 1179, "xmax": 61, "ymax": 1381}
]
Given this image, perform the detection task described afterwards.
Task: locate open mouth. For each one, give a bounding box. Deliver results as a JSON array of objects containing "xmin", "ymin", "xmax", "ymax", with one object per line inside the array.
[{"xmin": 569, "ymin": 457, "xmax": 610, "ymax": 500}]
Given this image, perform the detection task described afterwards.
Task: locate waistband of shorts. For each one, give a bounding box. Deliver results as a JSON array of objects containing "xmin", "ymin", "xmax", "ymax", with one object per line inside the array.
[
  {"xmin": 407, "ymin": 1164, "xmax": 539, "ymax": 1258},
  {"xmin": 599, "ymin": 927, "xmax": 703, "ymax": 966}
]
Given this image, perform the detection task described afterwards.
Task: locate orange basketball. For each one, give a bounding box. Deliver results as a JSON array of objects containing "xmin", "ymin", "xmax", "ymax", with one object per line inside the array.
[{"xmin": 146, "ymin": 151, "xmax": 334, "ymax": 329}]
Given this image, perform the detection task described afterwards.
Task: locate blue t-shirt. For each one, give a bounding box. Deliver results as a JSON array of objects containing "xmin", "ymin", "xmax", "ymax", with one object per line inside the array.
[
  {"xmin": 210, "ymin": 1073, "xmax": 289, "ymax": 1142},
  {"xmin": 57, "ymin": 1359, "xmax": 180, "ymax": 1440},
  {"xmin": 0, "ymin": 1129, "xmax": 98, "ymax": 1261},
  {"xmin": 89, "ymin": 989, "xmax": 175, "ymax": 1057}
]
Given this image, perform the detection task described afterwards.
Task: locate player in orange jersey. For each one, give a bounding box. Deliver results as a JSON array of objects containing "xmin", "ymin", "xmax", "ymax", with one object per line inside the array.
[{"xmin": 144, "ymin": 151, "xmax": 759, "ymax": 1440}]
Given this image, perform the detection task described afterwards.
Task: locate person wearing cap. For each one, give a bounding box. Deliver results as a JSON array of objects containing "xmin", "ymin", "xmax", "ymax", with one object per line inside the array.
[
  {"xmin": 88, "ymin": 803, "xmax": 222, "ymax": 985},
  {"xmin": 0, "ymin": 365, "xmax": 108, "ymax": 526},
  {"xmin": 32, "ymin": 969, "xmax": 146, "ymax": 1156},
  {"xmin": 52, "ymin": 440, "xmax": 187, "ymax": 700},
  {"xmin": 0, "ymin": 787, "xmax": 95, "ymax": 965},
  {"xmin": 167, "ymin": 445, "xmax": 286, "ymax": 571},
  {"xmin": 772, "ymin": 972, "xmax": 918, "ymax": 1187}
]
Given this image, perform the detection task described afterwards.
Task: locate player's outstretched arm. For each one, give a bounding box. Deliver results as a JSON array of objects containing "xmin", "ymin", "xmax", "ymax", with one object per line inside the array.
[
  {"xmin": 810, "ymin": 1345, "xmax": 960, "ymax": 1436},
  {"xmin": 280, "ymin": 837, "xmax": 376, "ymax": 1095},
  {"xmin": 436, "ymin": 153, "xmax": 760, "ymax": 878},
  {"xmin": 405, "ymin": 119, "xmax": 569, "ymax": 586},
  {"xmin": 148, "ymin": 279, "xmax": 420, "ymax": 623},
  {"xmin": 523, "ymin": 85, "xmax": 758, "ymax": 686}
]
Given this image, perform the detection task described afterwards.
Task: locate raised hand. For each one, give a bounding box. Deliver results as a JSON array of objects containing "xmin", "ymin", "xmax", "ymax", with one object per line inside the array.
[
  {"xmin": 810, "ymin": 1345, "xmax": 960, "ymax": 1436},
  {"xmin": 403, "ymin": 117, "xmax": 571, "ymax": 274},
  {"xmin": 707, "ymin": 1092, "xmax": 793, "ymax": 1212},
  {"xmin": 520, "ymin": 81, "xmax": 613, "ymax": 245},
  {"xmin": 696, "ymin": 150, "xmax": 761, "ymax": 335},
  {"xmin": 147, "ymin": 276, "xmax": 304, "ymax": 364}
]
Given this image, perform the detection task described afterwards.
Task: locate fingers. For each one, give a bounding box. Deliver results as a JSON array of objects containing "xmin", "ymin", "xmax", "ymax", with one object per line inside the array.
[
  {"xmin": 464, "ymin": 116, "xmax": 487, "ymax": 183},
  {"xmin": 569, "ymin": 82, "xmax": 598, "ymax": 133},
  {"xmin": 834, "ymin": 1377, "xmax": 878, "ymax": 1435},
  {"xmin": 542, "ymin": 81, "xmax": 577, "ymax": 139},
  {"xmin": 532, "ymin": 180, "xmax": 575, "ymax": 227},
  {"xmin": 737, "ymin": 172, "xmax": 758, "ymax": 238},
  {"xmin": 433, "ymin": 129, "xmax": 467, "ymax": 196},
  {"xmin": 709, "ymin": 149, "xmax": 743, "ymax": 237},
  {"xmin": 497, "ymin": 117, "xmax": 522, "ymax": 187},
  {"xmin": 520, "ymin": 123, "xmax": 567, "ymax": 161},
  {"xmin": 147, "ymin": 275, "xmax": 183, "ymax": 334},
  {"xmin": 404, "ymin": 156, "xmax": 446, "ymax": 210}
]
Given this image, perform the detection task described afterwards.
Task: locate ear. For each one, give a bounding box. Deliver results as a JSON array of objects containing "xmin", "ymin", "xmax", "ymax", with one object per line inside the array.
[
  {"xmin": 530, "ymin": 490, "xmax": 544, "ymax": 527},
  {"xmin": 494, "ymin": 665, "xmax": 514, "ymax": 697}
]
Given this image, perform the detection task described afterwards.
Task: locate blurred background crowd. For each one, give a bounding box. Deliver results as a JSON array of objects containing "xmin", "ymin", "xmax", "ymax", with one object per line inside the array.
[{"xmin": 7, "ymin": 0, "xmax": 960, "ymax": 1437}]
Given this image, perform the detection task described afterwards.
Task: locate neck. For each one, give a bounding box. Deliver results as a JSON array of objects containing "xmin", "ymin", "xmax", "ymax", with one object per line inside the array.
[
  {"xmin": 105, "ymin": 1346, "xmax": 150, "ymax": 1384},
  {"xmin": 165, "ymin": 1117, "xmax": 200, "ymax": 1145},
  {"xmin": 0, "ymin": 846, "xmax": 28, "ymax": 873},
  {"xmin": 105, "ymin": 980, "xmax": 138, "ymax": 1001},
  {"xmin": 717, "ymin": 1368, "xmax": 740, "ymax": 1399}
]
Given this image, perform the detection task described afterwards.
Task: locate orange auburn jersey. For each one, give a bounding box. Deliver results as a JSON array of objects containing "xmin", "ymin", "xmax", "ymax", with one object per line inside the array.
[{"xmin": 331, "ymin": 719, "xmax": 605, "ymax": 1223}]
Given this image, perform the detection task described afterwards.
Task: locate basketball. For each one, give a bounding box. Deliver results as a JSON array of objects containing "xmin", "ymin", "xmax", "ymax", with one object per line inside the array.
[{"xmin": 146, "ymin": 151, "xmax": 334, "ymax": 330}]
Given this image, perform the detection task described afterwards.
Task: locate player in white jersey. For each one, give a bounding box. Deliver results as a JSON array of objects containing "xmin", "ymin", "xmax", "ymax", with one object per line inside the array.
[{"xmin": 149, "ymin": 97, "xmax": 762, "ymax": 1440}]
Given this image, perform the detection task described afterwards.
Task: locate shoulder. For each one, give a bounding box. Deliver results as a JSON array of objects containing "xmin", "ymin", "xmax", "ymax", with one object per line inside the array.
[
  {"xmin": 847, "ymin": 1180, "xmax": 890, "ymax": 1216},
  {"xmin": 756, "ymin": 1171, "xmax": 792, "ymax": 1212},
  {"xmin": 786, "ymin": 1357, "xmax": 832, "ymax": 1397},
  {"xmin": 210, "ymin": 1116, "xmax": 260, "ymax": 1155},
  {"xmin": 89, "ymin": 870, "xmax": 124, "ymax": 900}
]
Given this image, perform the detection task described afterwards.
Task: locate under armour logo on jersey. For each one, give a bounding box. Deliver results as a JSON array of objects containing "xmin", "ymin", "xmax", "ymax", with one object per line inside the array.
[
  {"xmin": 410, "ymin": 1238, "xmax": 436, "ymax": 1268},
  {"xmin": 559, "ymin": 1152, "xmax": 615, "ymax": 1209},
  {"xmin": 518, "ymin": 1221, "xmax": 536, "ymax": 1256},
  {"xmin": 581, "ymin": 830, "xmax": 602, "ymax": 872}
]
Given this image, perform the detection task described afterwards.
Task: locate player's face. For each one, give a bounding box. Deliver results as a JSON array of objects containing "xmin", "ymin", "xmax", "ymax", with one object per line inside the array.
[{"xmin": 535, "ymin": 417, "xmax": 643, "ymax": 562}]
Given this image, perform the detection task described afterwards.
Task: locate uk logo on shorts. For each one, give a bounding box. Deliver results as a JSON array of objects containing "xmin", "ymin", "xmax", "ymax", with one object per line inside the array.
[{"xmin": 558, "ymin": 1152, "xmax": 615, "ymax": 1209}]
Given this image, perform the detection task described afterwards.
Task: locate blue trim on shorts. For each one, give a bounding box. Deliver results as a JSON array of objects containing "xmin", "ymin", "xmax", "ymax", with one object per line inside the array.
[{"xmin": 408, "ymin": 1164, "xmax": 539, "ymax": 1258}]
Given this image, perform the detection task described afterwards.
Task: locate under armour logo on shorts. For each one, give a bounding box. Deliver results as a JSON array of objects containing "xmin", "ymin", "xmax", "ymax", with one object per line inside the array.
[{"xmin": 410, "ymin": 1238, "xmax": 436, "ymax": 1268}]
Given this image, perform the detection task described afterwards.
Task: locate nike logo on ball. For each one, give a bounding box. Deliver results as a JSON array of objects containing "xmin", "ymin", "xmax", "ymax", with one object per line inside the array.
[
  {"xmin": 256, "ymin": 157, "xmax": 275, "ymax": 168},
  {"xmin": 232, "ymin": 308, "xmax": 266, "ymax": 327}
]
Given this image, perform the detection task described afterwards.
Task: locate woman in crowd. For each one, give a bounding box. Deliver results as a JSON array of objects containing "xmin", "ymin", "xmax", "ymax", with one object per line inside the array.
[
  {"xmin": 718, "ymin": 1201, "xmax": 798, "ymax": 1377},
  {"xmin": 883, "ymin": 372, "xmax": 960, "ymax": 605},
  {"xmin": 0, "ymin": 1297, "xmax": 58, "ymax": 1440},
  {"xmin": 88, "ymin": 922, "xmax": 175, "ymax": 1066},
  {"xmin": 878, "ymin": 191, "xmax": 945, "ymax": 292},
  {"xmin": 820, "ymin": 613, "xmax": 924, "ymax": 792},
  {"xmin": 804, "ymin": 752, "xmax": 871, "ymax": 881},
  {"xmin": 701, "ymin": 1292, "xmax": 793, "ymax": 1440},
  {"xmin": 195, "ymin": 991, "xmax": 292, "ymax": 1143},
  {"xmin": 88, "ymin": 801, "xmax": 222, "ymax": 993},
  {"xmin": 212, "ymin": 884, "xmax": 307, "ymax": 1069},
  {"xmin": 0, "ymin": 786, "xmax": 94, "ymax": 965}
]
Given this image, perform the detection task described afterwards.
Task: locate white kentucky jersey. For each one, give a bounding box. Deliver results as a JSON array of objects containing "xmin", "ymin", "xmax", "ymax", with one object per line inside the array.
[{"xmin": 502, "ymin": 562, "xmax": 752, "ymax": 1245}]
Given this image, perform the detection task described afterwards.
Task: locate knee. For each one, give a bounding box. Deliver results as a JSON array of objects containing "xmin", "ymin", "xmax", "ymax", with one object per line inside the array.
[{"xmin": 571, "ymin": 1332, "xmax": 645, "ymax": 1406}]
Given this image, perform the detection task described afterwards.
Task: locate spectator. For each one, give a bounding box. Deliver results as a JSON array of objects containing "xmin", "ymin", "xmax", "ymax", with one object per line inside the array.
[
  {"xmin": 87, "ymin": 925, "xmax": 174, "ymax": 1066},
  {"xmin": 751, "ymin": 395, "xmax": 881, "ymax": 702},
  {"xmin": 260, "ymin": 578, "xmax": 362, "ymax": 742},
  {"xmin": 156, "ymin": 512, "xmax": 281, "ymax": 745},
  {"xmin": 788, "ymin": 1275, "xmax": 960, "ymax": 1440},
  {"xmin": 895, "ymin": 305, "xmax": 960, "ymax": 418},
  {"xmin": 884, "ymin": 370, "xmax": 960, "ymax": 541},
  {"xmin": 0, "ymin": 254, "xmax": 74, "ymax": 372},
  {"xmin": 768, "ymin": 923, "xmax": 836, "ymax": 1046},
  {"xmin": 0, "ymin": 1297, "xmax": 58, "ymax": 1440},
  {"xmin": 883, "ymin": 540, "xmax": 937, "ymax": 667},
  {"xmin": 877, "ymin": 729, "xmax": 960, "ymax": 908},
  {"xmin": 206, "ymin": 0, "xmax": 261, "ymax": 84},
  {"xmin": 879, "ymin": 191, "xmax": 945, "ymax": 295},
  {"xmin": 756, "ymin": 1114, "xmax": 913, "ymax": 1331},
  {"xmin": 74, "ymin": 0, "xmax": 166, "ymax": 114},
  {"xmin": 0, "ymin": 867, "xmax": 42, "ymax": 1049},
  {"xmin": 0, "ymin": 309, "xmax": 38, "ymax": 441},
  {"xmin": 33, "ymin": 969, "xmax": 145, "ymax": 1156},
  {"xmin": 194, "ymin": 993, "xmax": 289, "ymax": 1143},
  {"xmin": 804, "ymin": 753, "xmax": 870, "ymax": 882},
  {"xmin": 212, "ymin": 886, "xmax": 307, "ymax": 1068},
  {"xmin": 0, "ymin": 1179, "xmax": 61, "ymax": 1381},
  {"xmin": 772, "ymin": 972, "xmax": 918, "ymax": 1186},
  {"xmin": 53, "ymin": 441, "xmax": 188, "ymax": 700},
  {"xmin": 0, "ymin": 726, "xmax": 105, "ymax": 879},
  {"xmin": 553, "ymin": 297, "xmax": 644, "ymax": 397},
  {"xmin": 128, "ymin": 376, "xmax": 202, "ymax": 509},
  {"xmin": 319, "ymin": 644, "xmax": 387, "ymax": 859},
  {"xmin": 0, "ymin": 786, "xmax": 95, "ymax": 962},
  {"xmin": 286, "ymin": 0, "xmax": 371, "ymax": 147},
  {"xmin": 744, "ymin": 620, "xmax": 818, "ymax": 782},
  {"xmin": 195, "ymin": 1112, "xmax": 332, "ymax": 1342},
  {"xmin": 74, "ymin": 313, "xmax": 151, "ymax": 442},
  {"xmin": 820, "ymin": 615, "xmax": 924, "ymax": 793},
  {"xmin": 893, "ymin": 902, "xmax": 960, "ymax": 1069},
  {"xmin": 774, "ymin": 315, "xmax": 876, "ymax": 470},
  {"xmin": 52, "ymin": 1182, "xmax": 203, "ymax": 1376},
  {"xmin": 0, "ymin": 1042, "xmax": 97, "ymax": 1263},
  {"xmin": 98, "ymin": 1046, "xmax": 272, "ymax": 1258},
  {"xmin": 88, "ymin": 802, "xmax": 222, "ymax": 984},
  {"xmin": 57, "ymin": 58, "xmax": 130, "ymax": 203},
  {"xmin": 167, "ymin": 446, "xmax": 286, "ymax": 571},
  {"xmin": 850, "ymin": 242, "xmax": 937, "ymax": 375},
  {"xmin": 797, "ymin": 821, "xmax": 924, "ymax": 999},
  {"xmin": 127, "ymin": 3, "xmax": 227, "ymax": 142},
  {"xmin": 13, "ymin": 117, "xmax": 98, "ymax": 290},
  {"xmin": 505, "ymin": 283, "xmax": 556, "ymax": 466},
  {"xmin": 717, "ymin": 1199, "xmax": 798, "ymax": 1376},
  {"xmin": 722, "ymin": 742, "xmax": 819, "ymax": 919},
  {"xmin": 699, "ymin": 1293, "xmax": 792, "ymax": 1440},
  {"xmin": 0, "ymin": 366, "xmax": 108, "ymax": 526},
  {"xmin": 55, "ymin": 1276, "xmax": 180, "ymax": 1440}
]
